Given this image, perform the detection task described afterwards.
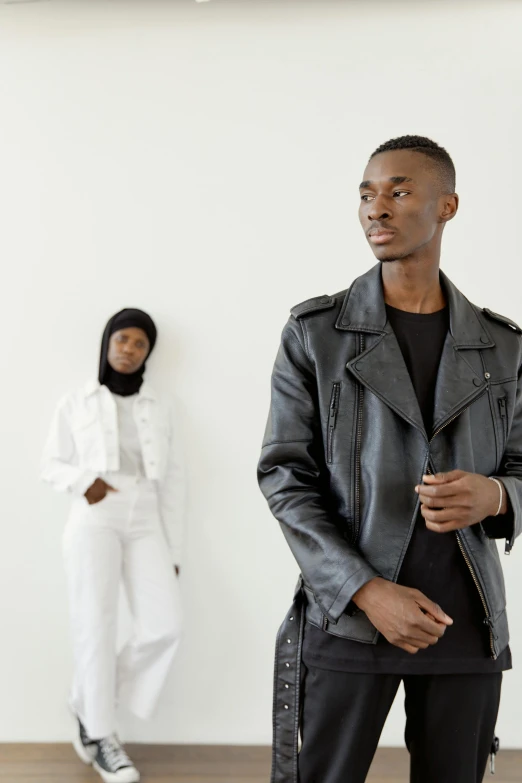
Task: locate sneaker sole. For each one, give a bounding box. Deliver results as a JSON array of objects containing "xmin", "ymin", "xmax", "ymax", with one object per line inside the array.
[
  {"xmin": 72, "ymin": 734, "xmax": 97, "ymax": 765},
  {"xmin": 92, "ymin": 761, "xmax": 141, "ymax": 783}
]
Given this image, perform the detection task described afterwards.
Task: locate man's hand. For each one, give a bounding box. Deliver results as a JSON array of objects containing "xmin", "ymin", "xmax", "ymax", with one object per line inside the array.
[
  {"xmin": 416, "ymin": 470, "xmax": 508, "ymax": 533},
  {"xmin": 84, "ymin": 478, "xmax": 118, "ymax": 506},
  {"xmin": 353, "ymin": 577, "xmax": 453, "ymax": 654}
]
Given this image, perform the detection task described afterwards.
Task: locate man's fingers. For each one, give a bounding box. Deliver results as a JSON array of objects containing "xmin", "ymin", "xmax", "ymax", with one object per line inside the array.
[
  {"xmin": 418, "ymin": 492, "xmax": 462, "ymax": 509},
  {"xmin": 402, "ymin": 639, "xmax": 429, "ymax": 651},
  {"xmin": 420, "ymin": 505, "xmax": 462, "ymax": 523},
  {"xmin": 417, "ymin": 614, "xmax": 448, "ymax": 639},
  {"xmin": 105, "ymin": 483, "xmax": 119, "ymax": 492},
  {"xmin": 401, "ymin": 643, "xmax": 420, "ymax": 655},
  {"xmin": 420, "ymin": 470, "xmax": 465, "ymax": 485},
  {"xmin": 414, "ymin": 594, "xmax": 453, "ymax": 626},
  {"xmin": 421, "ymin": 506, "xmax": 469, "ymax": 532},
  {"xmin": 405, "ymin": 629, "xmax": 441, "ymax": 646},
  {"xmin": 425, "ymin": 519, "xmax": 464, "ymax": 533},
  {"xmin": 415, "ymin": 480, "xmax": 466, "ymax": 499}
]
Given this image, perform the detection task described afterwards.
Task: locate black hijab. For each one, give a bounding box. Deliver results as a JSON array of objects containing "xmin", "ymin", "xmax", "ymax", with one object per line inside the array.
[{"xmin": 99, "ymin": 308, "xmax": 157, "ymax": 397}]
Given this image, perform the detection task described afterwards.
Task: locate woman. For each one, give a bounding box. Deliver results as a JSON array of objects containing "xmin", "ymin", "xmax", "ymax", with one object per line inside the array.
[{"xmin": 41, "ymin": 308, "xmax": 185, "ymax": 783}]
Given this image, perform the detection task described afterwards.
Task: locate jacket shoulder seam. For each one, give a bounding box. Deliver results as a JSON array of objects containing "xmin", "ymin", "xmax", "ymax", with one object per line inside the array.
[
  {"xmin": 482, "ymin": 307, "xmax": 522, "ymax": 334},
  {"xmin": 290, "ymin": 294, "xmax": 340, "ymax": 320}
]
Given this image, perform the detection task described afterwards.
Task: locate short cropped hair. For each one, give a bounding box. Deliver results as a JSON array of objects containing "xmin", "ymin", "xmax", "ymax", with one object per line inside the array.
[{"xmin": 370, "ymin": 135, "xmax": 456, "ymax": 193}]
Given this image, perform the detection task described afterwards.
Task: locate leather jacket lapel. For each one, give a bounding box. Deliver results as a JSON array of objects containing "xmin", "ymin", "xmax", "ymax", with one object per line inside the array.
[
  {"xmin": 346, "ymin": 330, "xmax": 426, "ymax": 436},
  {"xmin": 339, "ymin": 263, "xmax": 426, "ymax": 435},
  {"xmin": 432, "ymin": 333, "xmax": 487, "ymax": 437},
  {"xmin": 431, "ymin": 272, "xmax": 495, "ymax": 436},
  {"xmin": 337, "ymin": 263, "xmax": 496, "ymax": 439}
]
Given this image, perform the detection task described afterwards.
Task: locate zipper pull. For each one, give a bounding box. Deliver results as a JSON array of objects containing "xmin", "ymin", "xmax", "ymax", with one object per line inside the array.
[
  {"xmin": 329, "ymin": 386, "xmax": 340, "ymax": 428},
  {"xmin": 484, "ymin": 617, "xmax": 499, "ymax": 641},
  {"xmin": 499, "ymin": 398, "xmax": 507, "ymax": 419}
]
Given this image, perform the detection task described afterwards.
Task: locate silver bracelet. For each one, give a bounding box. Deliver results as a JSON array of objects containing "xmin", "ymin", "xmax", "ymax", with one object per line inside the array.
[{"xmin": 488, "ymin": 477, "xmax": 503, "ymax": 517}]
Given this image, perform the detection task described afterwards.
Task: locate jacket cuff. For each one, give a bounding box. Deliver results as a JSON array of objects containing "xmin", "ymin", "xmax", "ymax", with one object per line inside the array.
[
  {"xmin": 493, "ymin": 476, "xmax": 522, "ymax": 553},
  {"xmin": 481, "ymin": 513, "xmax": 514, "ymax": 542},
  {"xmin": 325, "ymin": 563, "xmax": 381, "ymax": 623}
]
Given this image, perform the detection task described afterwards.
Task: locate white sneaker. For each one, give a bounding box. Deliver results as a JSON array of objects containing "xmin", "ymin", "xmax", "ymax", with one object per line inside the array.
[
  {"xmin": 92, "ymin": 735, "xmax": 140, "ymax": 783},
  {"xmin": 72, "ymin": 715, "xmax": 97, "ymax": 765}
]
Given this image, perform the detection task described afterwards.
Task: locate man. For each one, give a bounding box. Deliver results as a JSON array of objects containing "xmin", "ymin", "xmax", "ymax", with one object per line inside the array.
[{"xmin": 258, "ymin": 136, "xmax": 522, "ymax": 783}]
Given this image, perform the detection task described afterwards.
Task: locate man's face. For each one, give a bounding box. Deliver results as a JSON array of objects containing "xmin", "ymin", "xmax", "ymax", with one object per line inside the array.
[{"xmin": 358, "ymin": 149, "xmax": 448, "ymax": 262}]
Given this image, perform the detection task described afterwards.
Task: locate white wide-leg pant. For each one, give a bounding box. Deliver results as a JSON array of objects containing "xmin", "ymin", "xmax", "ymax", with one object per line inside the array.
[{"xmin": 63, "ymin": 474, "xmax": 182, "ymax": 739}]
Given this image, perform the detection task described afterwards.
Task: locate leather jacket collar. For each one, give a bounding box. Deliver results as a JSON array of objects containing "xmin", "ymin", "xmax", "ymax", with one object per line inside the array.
[{"xmin": 338, "ymin": 264, "xmax": 496, "ymax": 438}]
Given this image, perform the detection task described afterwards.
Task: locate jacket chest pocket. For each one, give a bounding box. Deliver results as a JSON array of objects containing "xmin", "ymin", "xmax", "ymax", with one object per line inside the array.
[
  {"xmin": 324, "ymin": 379, "xmax": 364, "ymax": 543},
  {"xmin": 324, "ymin": 381, "xmax": 362, "ymax": 467},
  {"xmin": 326, "ymin": 383, "xmax": 341, "ymax": 464},
  {"xmin": 494, "ymin": 395, "xmax": 509, "ymax": 466},
  {"xmin": 497, "ymin": 397, "xmax": 508, "ymax": 444},
  {"xmin": 71, "ymin": 415, "xmax": 102, "ymax": 463},
  {"xmin": 490, "ymin": 383, "xmax": 517, "ymax": 468},
  {"xmin": 139, "ymin": 409, "xmax": 170, "ymax": 476}
]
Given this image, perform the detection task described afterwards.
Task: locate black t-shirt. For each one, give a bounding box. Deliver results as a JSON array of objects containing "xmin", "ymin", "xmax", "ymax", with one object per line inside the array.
[{"xmin": 303, "ymin": 304, "xmax": 511, "ymax": 674}]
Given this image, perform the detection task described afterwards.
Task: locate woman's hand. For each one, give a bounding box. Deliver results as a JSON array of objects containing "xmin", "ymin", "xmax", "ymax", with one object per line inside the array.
[{"xmin": 84, "ymin": 478, "xmax": 117, "ymax": 505}]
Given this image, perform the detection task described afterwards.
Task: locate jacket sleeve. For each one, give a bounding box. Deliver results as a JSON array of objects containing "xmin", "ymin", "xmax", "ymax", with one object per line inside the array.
[
  {"xmin": 157, "ymin": 400, "xmax": 186, "ymax": 565},
  {"xmin": 257, "ymin": 317, "xmax": 380, "ymax": 623},
  {"xmin": 40, "ymin": 396, "xmax": 98, "ymax": 496},
  {"xmin": 484, "ymin": 362, "xmax": 522, "ymax": 552}
]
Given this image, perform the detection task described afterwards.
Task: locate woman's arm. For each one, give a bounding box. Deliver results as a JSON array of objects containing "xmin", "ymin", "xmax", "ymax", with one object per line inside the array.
[
  {"xmin": 157, "ymin": 399, "xmax": 187, "ymax": 566},
  {"xmin": 40, "ymin": 395, "xmax": 98, "ymax": 496}
]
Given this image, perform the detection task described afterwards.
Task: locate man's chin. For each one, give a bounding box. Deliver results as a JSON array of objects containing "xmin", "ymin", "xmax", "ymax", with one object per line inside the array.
[
  {"xmin": 372, "ymin": 246, "xmax": 409, "ymax": 264},
  {"xmin": 373, "ymin": 250, "xmax": 400, "ymax": 263}
]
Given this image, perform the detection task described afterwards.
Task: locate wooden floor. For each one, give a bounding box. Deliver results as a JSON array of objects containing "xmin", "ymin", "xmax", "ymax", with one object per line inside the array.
[{"xmin": 0, "ymin": 744, "xmax": 520, "ymax": 782}]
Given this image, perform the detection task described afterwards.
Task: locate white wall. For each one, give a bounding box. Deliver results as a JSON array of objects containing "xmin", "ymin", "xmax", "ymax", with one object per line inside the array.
[{"xmin": 1, "ymin": 0, "xmax": 521, "ymax": 747}]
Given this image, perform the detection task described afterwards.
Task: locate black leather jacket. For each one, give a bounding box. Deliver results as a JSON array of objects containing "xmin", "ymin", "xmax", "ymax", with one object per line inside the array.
[{"xmin": 258, "ymin": 263, "xmax": 522, "ymax": 658}]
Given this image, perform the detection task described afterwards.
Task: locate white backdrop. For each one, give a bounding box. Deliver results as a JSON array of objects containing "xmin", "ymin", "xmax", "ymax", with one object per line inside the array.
[{"xmin": 0, "ymin": 0, "xmax": 521, "ymax": 746}]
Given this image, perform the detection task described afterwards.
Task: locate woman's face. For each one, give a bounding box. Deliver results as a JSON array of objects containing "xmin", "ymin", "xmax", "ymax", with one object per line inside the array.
[{"xmin": 107, "ymin": 327, "xmax": 150, "ymax": 374}]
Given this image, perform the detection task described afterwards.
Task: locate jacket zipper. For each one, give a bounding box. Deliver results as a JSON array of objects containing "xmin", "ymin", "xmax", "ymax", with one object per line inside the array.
[
  {"xmin": 427, "ymin": 384, "xmax": 497, "ymax": 659},
  {"xmin": 326, "ymin": 383, "xmax": 341, "ymax": 464},
  {"xmin": 429, "ymin": 386, "xmax": 487, "ymax": 442},
  {"xmin": 352, "ymin": 335, "xmax": 365, "ymax": 544},
  {"xmin": 497, "ymin": 396, "xmax": 513, "ymax": 556},
  {"xmin": 456, "ymin": 533, "xmax": 497, "ymax": 658},
  {"xmin": 498, "ymin": 397, "xmax": 508, "ymax": 442}
]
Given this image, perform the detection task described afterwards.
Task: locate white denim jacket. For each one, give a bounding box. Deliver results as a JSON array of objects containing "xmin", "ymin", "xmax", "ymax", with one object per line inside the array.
[{"xmin": 41, "ymin": 380, "xmax": 186, "ymax": 563}]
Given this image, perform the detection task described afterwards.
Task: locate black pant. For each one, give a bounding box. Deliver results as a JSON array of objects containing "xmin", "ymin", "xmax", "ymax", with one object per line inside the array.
[{"xmin": 298, "ymin": 665, "xmax": 502, "ymax": 783}]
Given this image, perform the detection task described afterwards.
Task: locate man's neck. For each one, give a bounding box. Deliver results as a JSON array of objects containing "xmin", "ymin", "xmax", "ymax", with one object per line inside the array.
[{"xmin": 381, "ymin": 258, "xmax": 446, "ymax": 314}]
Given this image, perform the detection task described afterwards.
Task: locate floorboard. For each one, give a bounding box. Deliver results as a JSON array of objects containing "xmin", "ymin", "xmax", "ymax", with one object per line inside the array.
[{"xmin": 0, "ymin": 744, "xmax": 519, "ymax": 781}]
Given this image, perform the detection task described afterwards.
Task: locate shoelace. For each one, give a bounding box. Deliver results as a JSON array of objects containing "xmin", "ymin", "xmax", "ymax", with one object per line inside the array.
[{"xmin": 99, "ymin": 736, "xmax": 132, "ymax": 770}]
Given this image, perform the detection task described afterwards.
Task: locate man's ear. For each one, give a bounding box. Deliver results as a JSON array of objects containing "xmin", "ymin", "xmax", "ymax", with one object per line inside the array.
[{"xmin": 440, "ymin": 193, "xmax": 459, "ymax": 224}]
